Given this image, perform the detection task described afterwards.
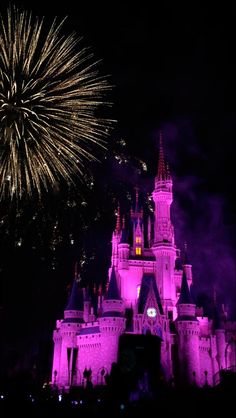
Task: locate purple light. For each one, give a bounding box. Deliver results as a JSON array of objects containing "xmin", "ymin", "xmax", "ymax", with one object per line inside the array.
[{"xmin": 51, "ymin": 138, "xmax": 236, "ymax": 389}]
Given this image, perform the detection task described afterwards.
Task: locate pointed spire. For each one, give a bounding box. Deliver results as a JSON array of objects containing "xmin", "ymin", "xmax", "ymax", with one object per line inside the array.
[
  {"xmin": 157, "ymin": 131, "xmax": 167, "ymax": 181},
  {"xmin": 134, "ymin": 186, "xmax": 140, "ymax": 212},
  {"xmin": 213, "ymin": 285, "xmax": 217, "ymax": 306},
  {"xmin": 120, "ymin": 215, "xmax": 127, "ymax": 243},
  {"xmin": 148, "ymin": 215, "xmax": 152, "ymax": 245},
  {"xmin": 131, "ymin": 186, "xmax": 143, "ymax": 219},
  {"xmin": 74, "ymin": 261, "xmax": 82, "ymax": 283},
  {"xmin": 74, "ymin": 261, "xmax": 78, "ymax": 281},
  {"xmin": 166, "ymin": 162, "xmax": 171, "ymax": 180},
  {"xmin": 98, "ymin": 283, "xmax": 103, "ymax": 295},
  {"xmin": 212, "ymin": 287, "xmax": 227, "ymax": 329},
  {"xmin": 212, "ymin": 285, "xmax": 220, "ymax": 329},
  {"xmin": 177, "ymin": 270, "xmax": 194, "ymax": 305},
  {"xmin": 122, "ymin": 215, "xmax": 125, "ymax": 229},
  {"xmin": 66, "ymin": 279, "xmax": 84, "ymax": 310},
  {"xmin": 175, "ymin": 254, "xmax": 182, "ymax": 270},
  {"xmin": 105, "ymin": 267, "xmax": 121, "ymax": 300},
  {"xmin": 183, "ymin": 242, "xmax": 190, "ymax": 265},
  {"xmin": 115, "ymin": 202, "xmax": 121, "ymax": 232},
  {"xmin": 93, "ymin": 283, "xmax": 97, "ymax": 294},
  {"xmin": 84, "ymin": 286, "xmax": 91, "ymax": 302}
]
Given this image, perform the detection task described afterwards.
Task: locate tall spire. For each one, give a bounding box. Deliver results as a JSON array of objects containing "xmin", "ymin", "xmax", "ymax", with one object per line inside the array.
[
  {"xmin": 212, "ymin": 285, "xmax": 220, "ymax": 329},
  {"xmin": 120, "ymin": 215, "xmax": 127, "ymax": 243},
  {"xmin": 115, "ymin": 202, "xmax": 121, "ymax": 232},
  {"xmin": 147, "ymin": 215, "xmax": 152, "ymax": 246},
  {"xmin": 105, "ymin": 267, "xmax": 121, "ymax": 300},
  {"xmin": 213, "ymin": 285, "xmax": 217, "ymax": 305},
  {"xmin": 183, "ymin": 242, "xmax": 190, "ymax": 265},
  {"xmin": 74, "ymin": 261, "xmax": 79, "ymax": 281},
  {"xmin": 66, "ymin": 279, "xmax": 84, "ymax": 311},
  {"xmin": 134, "ymin": 186, "xmax": 140, "ymax": 213},
  {"xmin": 122, "ymin": 215, "xmax": 125, "ymax": 229},
  {"xmin": 157, "ymin": 131, "xmax": 167, "ymax": 180},
  {"xmin": 177, "ymin": 270, "xmax": 194, "ymax": 305}
]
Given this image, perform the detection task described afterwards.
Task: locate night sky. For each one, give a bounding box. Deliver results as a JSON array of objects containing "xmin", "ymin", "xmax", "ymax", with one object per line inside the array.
[{"xmin": 1, "ymin": 1, "xmax": 236, "ymax": 382}]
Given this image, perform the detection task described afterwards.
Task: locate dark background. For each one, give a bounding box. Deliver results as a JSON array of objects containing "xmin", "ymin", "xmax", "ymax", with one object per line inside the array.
[{"xmin": 0, "ymin": 1, "xmax": 236, "ymax": 384}]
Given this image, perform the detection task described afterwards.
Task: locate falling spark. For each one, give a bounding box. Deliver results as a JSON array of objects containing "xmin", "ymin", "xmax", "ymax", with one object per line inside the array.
[{"xmin": 0, "ymin": 6, "xmax": 112, "ymax": 200}]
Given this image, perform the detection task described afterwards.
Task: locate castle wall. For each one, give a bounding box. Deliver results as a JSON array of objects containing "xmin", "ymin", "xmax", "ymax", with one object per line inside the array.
[
  {"xmin": 199, "ymin": 337, "xmax": 214, "ymax": 386},
  {"xmin": 77, "ymin": 334, "xmax": 103, "ymax": 385},
  {"xmin": 52, "ymin": 330, "xmax": 62, "ymax": 383},
  {"xmin": 98, "ymin": 316, "xmax": 126, "ymax": 374},
  {"xmin": 177, "ymin": 321, "xmax": 200, "ymax": 385}
]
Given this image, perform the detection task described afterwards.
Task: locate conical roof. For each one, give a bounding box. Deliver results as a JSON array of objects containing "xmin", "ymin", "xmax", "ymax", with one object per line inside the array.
[
  {"xmin": 66, "ymin": 279, "xmax": 84, "ymax": 310},
  {"xmin": 104, "ymin": 267, "xmax": 121, "ymax": 300},
  {"xmin": 177, "ymin": 270, "xmax": 194, "ymax": 305}
]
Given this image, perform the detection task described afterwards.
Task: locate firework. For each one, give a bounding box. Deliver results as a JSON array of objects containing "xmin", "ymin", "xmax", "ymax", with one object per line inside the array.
[{"xmin": 0, "ymin": 6, "xmax": 112, "ymax": 199}]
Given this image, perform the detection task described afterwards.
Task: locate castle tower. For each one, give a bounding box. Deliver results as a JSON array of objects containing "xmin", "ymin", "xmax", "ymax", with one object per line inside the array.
[
  {"xmin": 183, "ymin": 242, "xmax": 193, "ymax": 287},
  {"xmin": 176, "ymin": 270, "xmax": 200, "ymax": 385},
  {"xmin": 131, "ymin": 187, "xmax": 144, "ymax": 256},
  {"xmin": 99, "ymin": 267, "xmax": 126, "ymax": 372},
  {"xmin": 111, "ymin": 203, "xmax": 122, "ymax": 267},
  {"xmin": 52, "ymin": 277, "xmax": 84, "ymax": 388},
  {"xmin": 83, "ymin": 287, "xmax": 93, "ymax": 323},
  {"xmin": 212, "ymin": 289, "xmax": 226, "ymax": 370},
  {"xmin": 151, "ymin": 133, "xmax": 176, "ymax": 313},
  {"xmin": 118, "ymin": 216, "xmax": 130, "ymax": 270}
]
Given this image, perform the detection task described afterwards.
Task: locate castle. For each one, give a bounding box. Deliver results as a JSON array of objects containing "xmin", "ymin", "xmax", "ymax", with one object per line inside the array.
[{"xmin": 52, "ymin": 134, "xmax": 236, "ymax": 389}]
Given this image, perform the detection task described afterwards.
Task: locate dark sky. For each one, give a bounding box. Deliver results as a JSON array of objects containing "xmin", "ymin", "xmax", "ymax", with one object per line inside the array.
[{"xmin": 1, "ymin": 1, "xmax": 236, "ymax": 382}]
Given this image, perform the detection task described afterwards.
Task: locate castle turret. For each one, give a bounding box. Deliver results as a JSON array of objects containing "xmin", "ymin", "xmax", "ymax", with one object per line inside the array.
[
  {"xmin": 102, "ymin": 266, "xmax": 124, "ymax": 315},
  {"xmin": 111, "ymin": 204, "xmax": 122, "ymax": 267},
  {"xmin": 176, "ymin": 270, "xmax": 200, "ymax": 385},
  {"xmin": 118, "ymin": 216, "xmax": 130, "ymax": 269},
  {"xmin": 212, "ymin": 289, "xmax": 226, "ymax": 370},
  {"xmin": 99, "ymin": 267, "xmax": 126, "ymax": 372},
  {"xmin": 83, "ymin": 287, "xmax": 92, "ymax": 322},
  {"xmin": 183, "ymin": 242, "xmax": 193, "ymax": 287},
  {"xmin": 64, "ymin": 277, "xmax": 84, "ymax": 321},
  {"xmin": 151, "ymin": 133, "xmax": 176, "ymax": 312},
  {"xmin": 52, "ymin": 277, "xmax": 84, "ymax": 387}
]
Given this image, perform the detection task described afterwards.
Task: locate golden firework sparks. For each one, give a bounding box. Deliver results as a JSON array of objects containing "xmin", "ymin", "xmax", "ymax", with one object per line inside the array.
[{"xmin": 0, "ymin": 6, "xmax": 113, "ymax": 199}]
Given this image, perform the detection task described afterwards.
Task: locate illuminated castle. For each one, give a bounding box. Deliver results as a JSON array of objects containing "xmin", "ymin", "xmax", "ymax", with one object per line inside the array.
[{"xmin": 52, "ymin": 134, "xmax": 236, "ymax": 389}]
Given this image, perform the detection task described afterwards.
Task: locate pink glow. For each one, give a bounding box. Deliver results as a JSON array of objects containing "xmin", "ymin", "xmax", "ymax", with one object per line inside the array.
[{"xmin": 52, "ymin": 136, "xmax": 236, "ymax": 389}]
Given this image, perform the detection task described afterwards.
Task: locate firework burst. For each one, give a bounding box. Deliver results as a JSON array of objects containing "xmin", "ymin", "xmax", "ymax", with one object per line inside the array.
[{"xmin": 0, "ymin": 6, "xmax": 112, "ymax": 199}]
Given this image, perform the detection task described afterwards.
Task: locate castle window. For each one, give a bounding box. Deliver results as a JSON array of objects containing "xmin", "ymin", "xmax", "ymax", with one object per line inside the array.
[
  {"xmin": 136, "ymin": 237, "xmax": 141, "ymax": 244},
  {"xmin": 137, "ymin": 285, "xmax": 141, "ymax": 298},
  {"xmin": 136, "ymin": 247, "xmax": 142, "ymax": 255}
]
